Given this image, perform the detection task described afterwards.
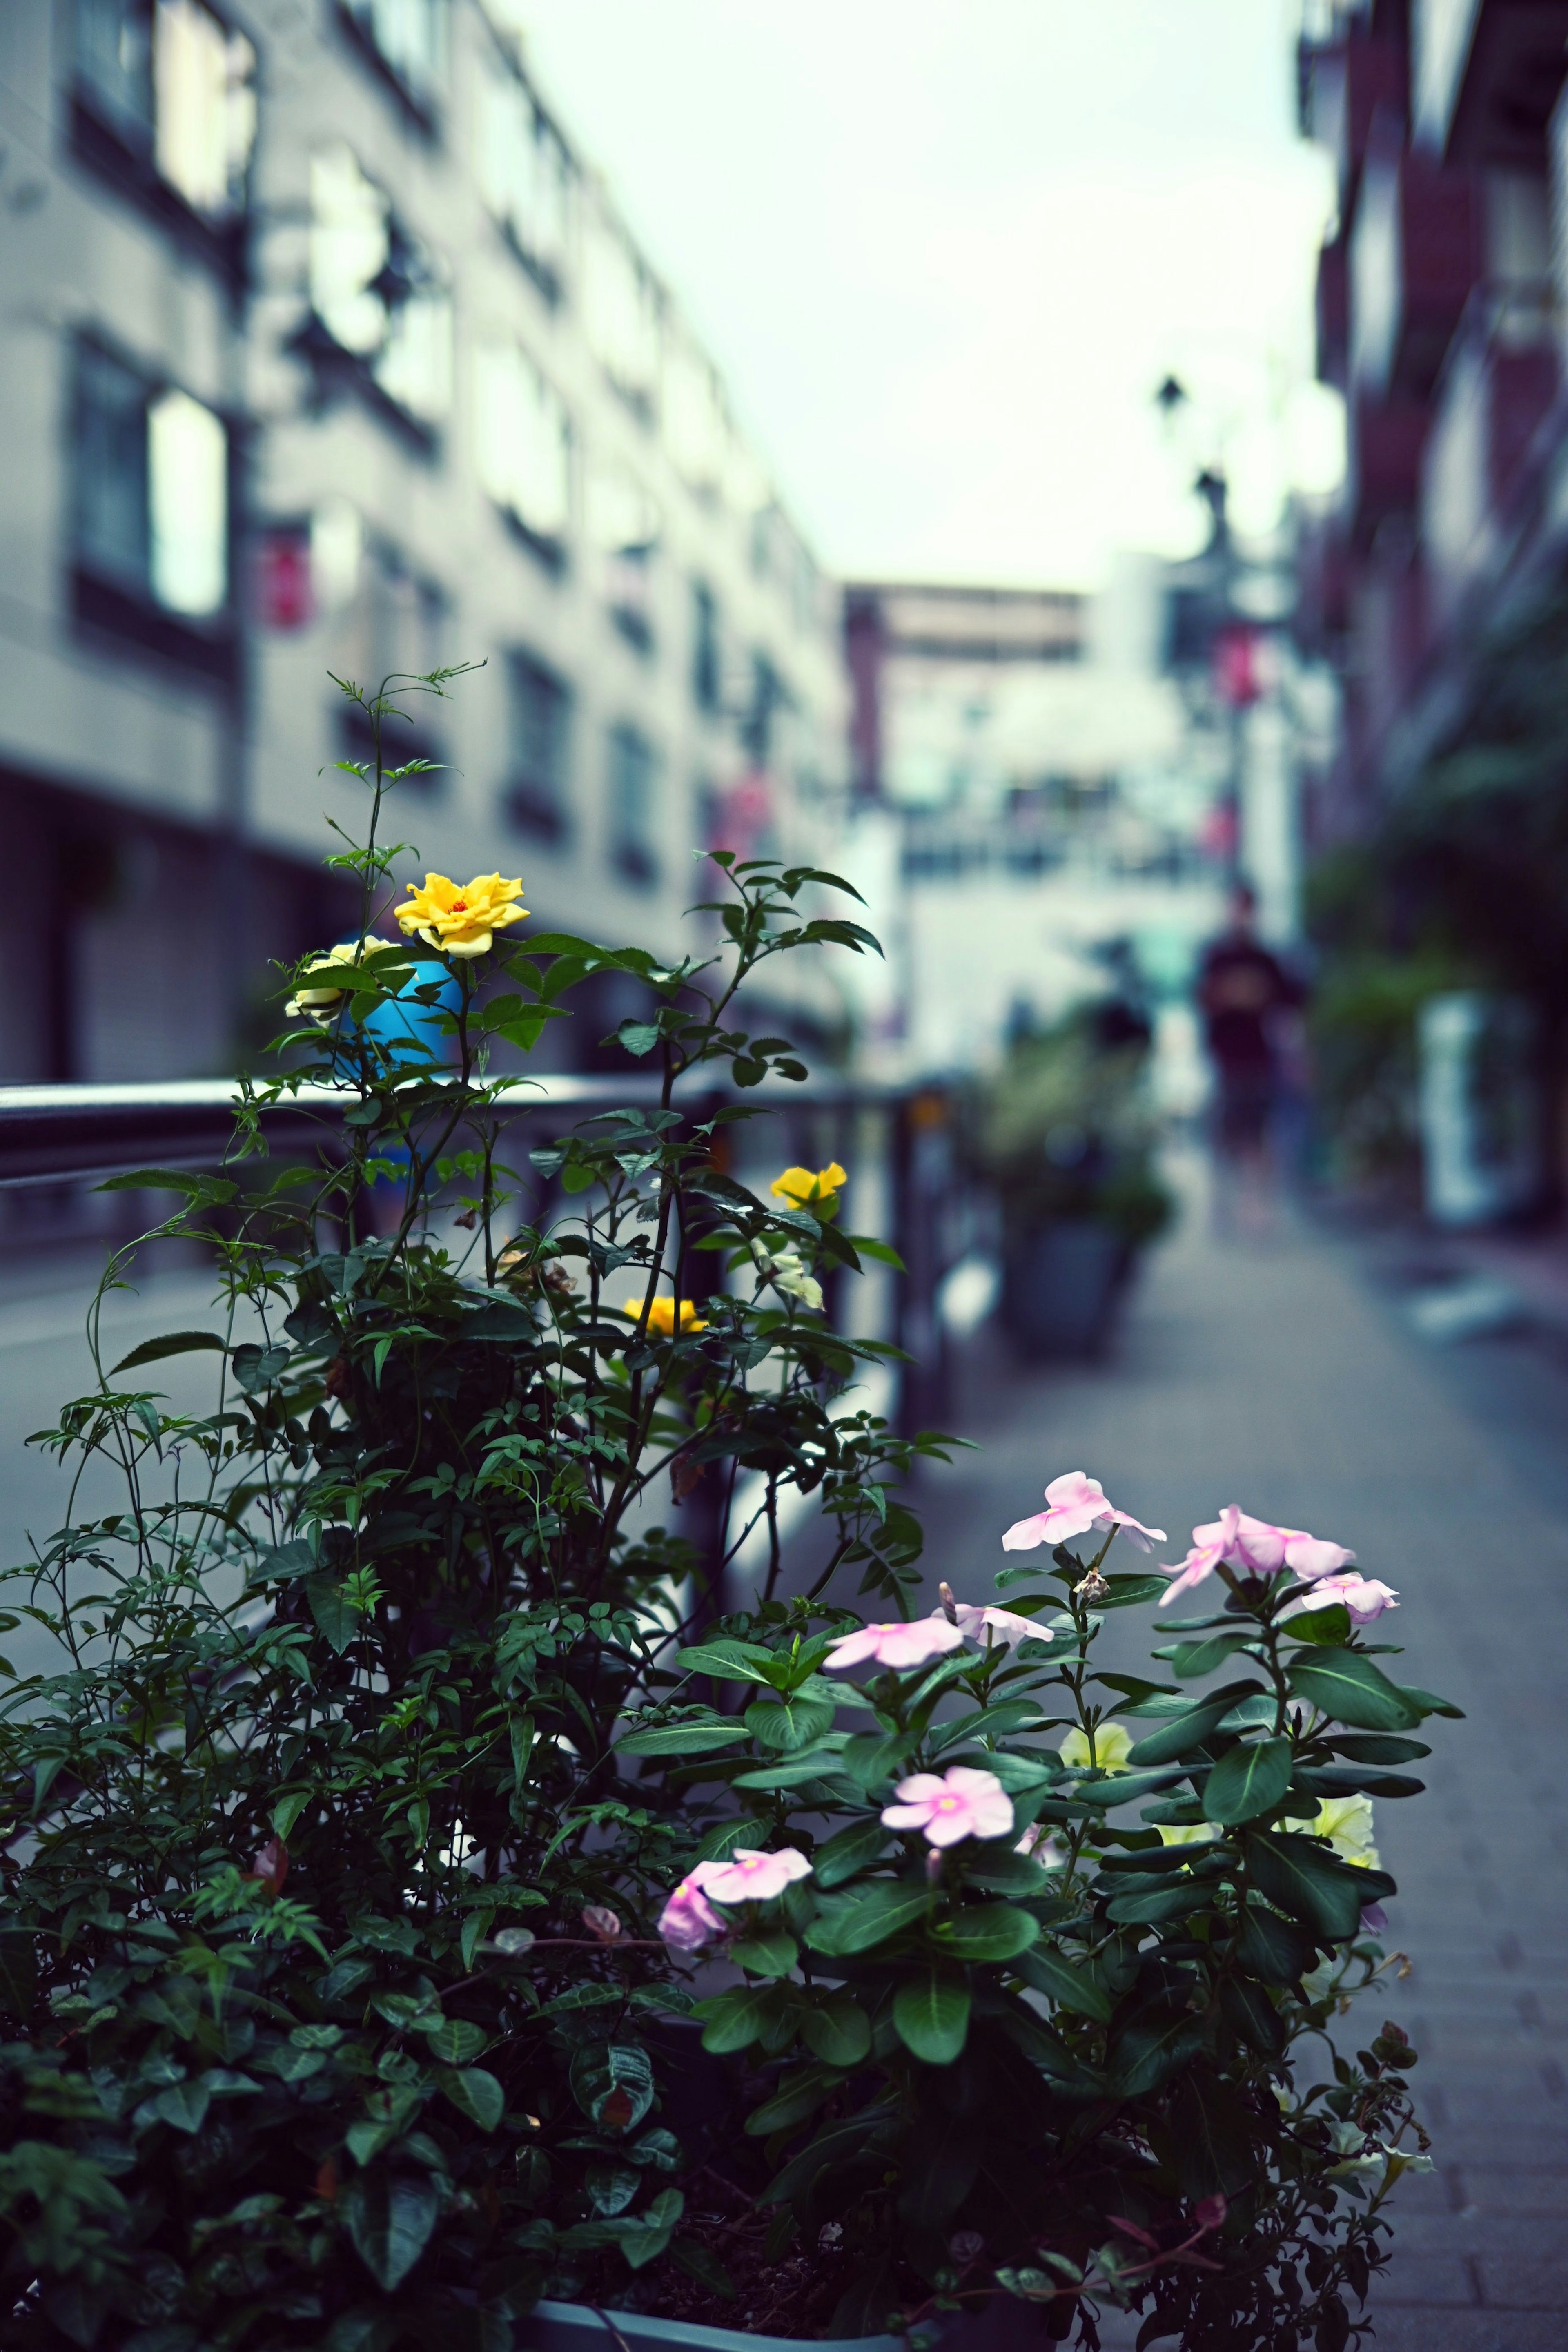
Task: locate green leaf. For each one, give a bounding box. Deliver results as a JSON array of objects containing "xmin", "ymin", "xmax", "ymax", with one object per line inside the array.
[
  {"xmin": 1284, "ymin": 1603, "xmax": 1352, "ymax": 1646},
  {"xmin": 676, "ymin": 1639, "xmax": 779, "ymax": 1688},
  {"xmin": 1012, "ymin": 1944, "xmax": 1112, "ymax": 2023},
  {"xmin": 570, "ymin": 2042, "xmax": 654, "ymax": 2135},
  {"xmin": 744, "ymin": 1692, "xmax": 836, "ymax": 1753},
  {"xmin": 617, "ymin": 1720, "xmax": 751, "ymax": 1757},
  {"xmin": 0, "ymin": 1928, "xmax": 37, "ymax": 2022},
  {"xmin": 1220, "ymin": 1974, "xmax": 1286, "ymax": 2055},
  {"xmin": 893, "ymin": 1973, "xmax": 971, "ymax": 2064},
  {"xmin": 813, "ymin": 1818, "xmax": 892, "ymax": 1888},
  {"xmin": 733, "ymin": 1751, "xmax": 846, "ymax": 1791},
  {"xmin": 340, "ymin": 2171, "xmax": 439, "ymax": 2292},
  {"xmin": 1094, "ymin": 1574, "xmax": 1172, "ymax": 1609},
  {"xmin": 1244, "ymin": 1831, "xmax": 1368, "ymax": 1940},
  {"xmin": 1125, "ymin": 1682, "xmax": 1264, "ymax": 1767},
  {"xmin": 927, "ymin": 1904, "xmax": 1039, "ymax": 1962},
  {"xmin": 421, "ymin": 2018, "xmax": 487, "ymax": 2065},
  {"xmin": 437, "ymin": 2066, "xmax": 504, "ymax": 2131},
  {"xmin": 1395, "ymin": 1684, "xmax": 1465, "ymax": 1721},
  {"xmin": 805, "ymin": 1881, "xmax": 931, "ymax": 1956},
  {"xmin": 617, "ymin": 2187, "xmax": 684, "ymax": 2270},
  {"xmin": 1286, "ymin": 1650, "xmax": 1421, "ymax": 1732},
  {"xmin": 1202, "ymin": 1736, "xmax": 1294, "ymax": 1826},
  {"xmin": 1107, "ymin": 2008, "xmax": 1207, "ymax": 2097},
  {"xmin": 800, "ymin": 1992, "xmax": 872, "ymax": 2067},
  {"xmin": 695, "ymin": 1983, "xmax": 788, "ymax": 2055},
  {"xmin": 1233, "ymin": 1903, "xmax": 1317, "ymax": 1986},
  {"xmin": 1293, "ymin": 1764, "xmax": 1424, "ymax": 1800},
  {"xmin": 1168, "ymin": 1633, "xmax": 1254, "ymax": 1679},
  {"xmin": 1330, "ymin": 1733, "xmax": 1431, "ymax": 1763},
  {"xmin": 110, "ymin": 1330, "xmax": 226, "ymax": 1375},
  {"xmin": 728, "ymin": 1932, "xmax": 799, "ymax": 1978},
  {"xmin": 142, "ymin": 2078, "xmax": 212, "ymax": 2134},
  {"xmin": 1104, "ymin": 1878, "xmax": 1207, "ymax": 1927},
  {"xmin": 306, "ymin": 1575, "xmax": 359, "ymax": 1655},
  {"xmin": 744, "ymin": 2064, "xmax": 843, "ymax": 2136},
  {"xmin": 1169, "ymin": 2067, "xmax": 1258, "ymax": 2201},
  {"xmin": 958, "ymin": 1846, "xmax": 1050, "ymax": 1895}
]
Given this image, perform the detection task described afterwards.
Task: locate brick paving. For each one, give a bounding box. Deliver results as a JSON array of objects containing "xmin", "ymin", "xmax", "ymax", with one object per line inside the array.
[{"xmin": 900, "ymin": 1165, "xmax": 1568, "ymax": 2348}]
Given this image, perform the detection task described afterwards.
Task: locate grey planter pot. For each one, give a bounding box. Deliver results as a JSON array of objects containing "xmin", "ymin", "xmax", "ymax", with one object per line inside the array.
[
  {"xmin": 1001, "ymin": 1219, "xmax": 1128, "ymax": 1360},
  {"xmin": 519, "ymin": 2292, "xmax": 1034, "ymax": 2352}
]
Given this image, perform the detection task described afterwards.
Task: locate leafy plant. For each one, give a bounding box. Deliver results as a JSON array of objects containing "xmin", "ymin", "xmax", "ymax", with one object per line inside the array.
[
  {"xmin": 968, "ymin": 1015, "xmax": 1171, "ymax": 1248},
  {"xmin": 628, "ymin": 1491, "xmax": 1448, "ymax": 2349},
  {"xmin": 0, "ymin": 671, "xmax": 945, "ymax": 2350}
]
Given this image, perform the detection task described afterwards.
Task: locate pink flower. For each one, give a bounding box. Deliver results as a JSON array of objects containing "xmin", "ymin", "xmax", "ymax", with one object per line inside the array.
[
  {"xmin": 1160, "ymin": 1507, "xmax": 1357, "ymax": 1606},
  {"xmin": 1002, "ymin": 1471, "xmax": 1166, "ymax": 1556},
  {"xmin": 824, "ymin": 1618, "xmax": 966, "ymax": 1673},
  {"xmin": 657, "ymin": 1874, "xmax": 725, "ymax": 1953},
  {"xmin": 1016, "ymin": 1822, "xmax": 1066, "ymax": 1868},
  {"xmin": 882, "ymin": 1765, "xmax": 1015, "ymax": 1848},
  {"xmin": 933, "ymin": 1600, "xmax": 1048, "ymax": 1652},
  {"xmin": 1285, "ymin": 1574, "xmax": 1399, "ymax": 1627},
  {"xmin": 689, "ymin": 1847, "xmax": 813, "ymax": 1905}
]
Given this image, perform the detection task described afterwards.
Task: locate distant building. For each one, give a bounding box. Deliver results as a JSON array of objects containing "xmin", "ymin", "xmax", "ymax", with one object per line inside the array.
[
  {"xmin": 0, "ymin": 0, "xmax": 845, "ymax": 1083},
  {"xmin": 1294, "ymin": 0, "xmax": 1568, "ymax": 837}
]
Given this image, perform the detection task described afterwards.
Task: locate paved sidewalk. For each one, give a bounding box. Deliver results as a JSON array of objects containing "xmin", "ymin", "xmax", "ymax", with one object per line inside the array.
[{"xmin": 903, "ymin": 1170, "xmax": 1568, "ymax": 2350}]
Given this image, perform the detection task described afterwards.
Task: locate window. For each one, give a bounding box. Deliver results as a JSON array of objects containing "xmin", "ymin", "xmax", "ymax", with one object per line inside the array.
[
  {"xmin": 309, "ymin": 146, "xmax": 453, "ymax": 432},
  {"xmin": 339, "ymin": 0, "xmax": 447, "ymax": 112},
  {"xmin": 587, "ymin": 465, "xmax": 659, "ymax": 652},
  {"xmin": 476, "ymin": 342, "xmax": 571, "ymax": 556},
  {"xmin": 74, "ymin": 0, "xmax": 255, "ymax": 223},
  {"xmin": 584, "ymin": 213, "xmax": 659, "ymax": 417},
  {"xmin": 478, "ymin": 64, "xmax": 570, "ymax": 295},
  {"xmin": 505, "ymin": 653, "xmax": 572, "ymax": 840},
  {"xmin": 607, "ymin": 724, "xmax": 659, "ymax": 886},
  {"xmin": 664, "ymin": 341, "xmax": 725, "ymax": 494},
  {"xmin": 73, "ymin": 341, "xmax": 229, "ymax": 633},
  {"xmin": 692, "ymin": 582, "xmax": 721, "ymax": 714},
  {"xmin": 743, "ymin": 652, "xmax": 781, "ymax": 768}
]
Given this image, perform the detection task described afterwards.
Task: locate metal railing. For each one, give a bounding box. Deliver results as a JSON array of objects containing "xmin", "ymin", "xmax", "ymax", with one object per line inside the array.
[{"xmin": 0, "ymin": 1077, "xmax": 974, "ymax": 1433}]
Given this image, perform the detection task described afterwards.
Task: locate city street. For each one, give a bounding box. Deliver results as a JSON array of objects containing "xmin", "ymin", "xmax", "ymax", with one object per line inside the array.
[{"xmin": 900, "ymin": 1168, "xmax": 1568, "ymax": 2350}]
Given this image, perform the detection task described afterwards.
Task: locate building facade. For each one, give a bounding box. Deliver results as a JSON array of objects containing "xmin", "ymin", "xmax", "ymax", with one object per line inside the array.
[
  {"xmin": 0, "ymin": 0, "xmax": 846, "ymax": 1083},
  {"xmin": 1295, "ymin": 0, "xmax": 1568, "ymax": 836}
]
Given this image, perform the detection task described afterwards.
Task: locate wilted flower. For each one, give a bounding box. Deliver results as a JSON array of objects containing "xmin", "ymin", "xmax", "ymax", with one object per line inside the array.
[
  {"xmin": 1285, "ymin": 1573, "xmax": 1398, "ymax": 1626},
  {"xmin": 1016, "ymin": 1823, "xmax": 1067, "ymax": 1867},
  {"xmin": 245, "ymin": 1835, "xmax": 289, "ymax": 1894},
  {"xmin": 1160, "ymin": 1507, "xmax": 1356, "ymax": 1606},
  {"xmin": 824, "ymin": 1617, "xmax": 966, "ymax": 1673},
  {"xmin": 1058, "ymin": 1721, "xmax": 1133, "ymax": 1773},
  {"xmin": 752, "ymin": 1240, "xmax": 824, "ymax": 1311},
  {"xmin": 657, "ymin": 1874, "xmax": 724, "ymax": 1953},
  {"xmin": 932, "ymin": 1598, "xmax": 1045, "ymax": 1652},
  {"xmin": 285, "ymin": 937, "xmax": 399, "ymax": 1020},
  {"xmin": 770, "ymin": 1162, "xmax": 846, "ymax": 1208},
  {"xmin": 689, "ymin": 1846, "xmax": 813, "ymax": 1904},
  {"xmin": 396, "ymin": 870, "xmax": 527, "ymax": 958},
  {"xmin": 882, "ymin": 1765, "xmax": 1014, "ymax": 1847},
  {"xmin": 582, "ymin": 1905, "xmax": 623, "ymax": 1943},
  {"xmin": 493, "ymin": 1926, "xmax": 536, "ymax": 1956},
  {"xmin": 1002, "ymin": 1471, "xmax": 1166, "ymax": 1556},
  {"xmin": 624, "ymin": 1295, "xmax": 709, "ymax": 1336}
]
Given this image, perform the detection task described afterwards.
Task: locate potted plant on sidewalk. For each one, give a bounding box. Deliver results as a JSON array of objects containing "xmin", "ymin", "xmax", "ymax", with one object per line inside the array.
[
  {"xmin": 0, "ymin": 675, "xmax": 1450, "ymax": 2351},
  {"xmin": 969, "ymin": 1014, "xmax": 1171, "ymax": 1360}
]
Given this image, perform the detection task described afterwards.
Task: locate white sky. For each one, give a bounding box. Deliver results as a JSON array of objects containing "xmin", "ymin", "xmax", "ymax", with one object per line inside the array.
[{"xmin": 514, "ymin": 0, "xmax": 1341, "ymax": 590}]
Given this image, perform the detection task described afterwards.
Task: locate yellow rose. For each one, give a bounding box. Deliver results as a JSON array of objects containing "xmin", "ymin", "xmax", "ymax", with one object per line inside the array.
[
  {"xmin": 625, "ymin": 1295, "xmax": 708, "ymax": 1336},
  {"xmin": 285, "ymin": 937, "xmax": 399, "ymax": 1020},
  {"xmin": 1059, "ymin": 1721, "xmax": 1133, "ymax": 1772},
  {"xmin": 770, "ymin": 1161, "xmax": 847, "ymax": 1208},
  {"xmin": 396, "ymin": 872, "xmax": 527, "ymax": 958}
]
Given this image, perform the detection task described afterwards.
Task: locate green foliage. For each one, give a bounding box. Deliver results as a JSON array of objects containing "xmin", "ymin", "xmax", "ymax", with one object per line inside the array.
[
  {"xmin": 0, "ymin": 675, "xmax": 945, "ymax": 2351},
  {"xmin": 966, "ymin": 1010, "xmax": 1173, "ymax": 1244}
]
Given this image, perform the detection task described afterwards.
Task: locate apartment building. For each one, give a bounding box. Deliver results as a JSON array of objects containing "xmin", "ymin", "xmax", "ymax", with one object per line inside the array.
[
  {"xmin": 0, "ymin": 0, "xmax": 846, "ymax": 1082},
  {"xmin": 1294, "ymin": 0, "xmax": 1568, "ymax": 836}
]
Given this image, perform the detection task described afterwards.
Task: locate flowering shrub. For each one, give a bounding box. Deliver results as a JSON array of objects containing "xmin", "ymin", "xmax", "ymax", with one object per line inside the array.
[
  {"xmin": 0, "ymin": 673, "xmax": 1452, "ymax": 2352},
  {"xmin": 623, "ymin": 1477, "xmax": 1453, "ymax": 2348}
]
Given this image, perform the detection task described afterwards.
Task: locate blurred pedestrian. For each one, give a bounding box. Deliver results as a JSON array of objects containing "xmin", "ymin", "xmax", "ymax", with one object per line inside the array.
[{"xmin": 1196, "ymin": 883, "xmax": 1303, "ymax": 1235}]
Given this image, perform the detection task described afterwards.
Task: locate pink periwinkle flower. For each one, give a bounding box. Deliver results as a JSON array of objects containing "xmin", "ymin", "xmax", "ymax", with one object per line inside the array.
[
  {"xmin": 689, "ymin": 1846, "xmax": 813, "ymax": 1906},
  {"xmin": 882, "ymin": 1765, "xmax": 1015, "ymax": 1848},
  {"xmin": 933, "ymin": 1600, "xmax": 1048, "ymax": 1652},
  {"xmin": 1016, "ymin": 1822, "xmax": 1067, "ymax": 1868},
  {"xmin": 825, "ymin": 1617, "xmax": 966, "ymax": 1674},
  {"xmin": 1160, "ymin": 1507, "xmax": 1357, "ymax": 1606},
  {"xmin": 1285, "ymin": 1573, "xmax": 1399, "ymax": 1627},
  {"xmin": 1002, "ymin": 1471, "xmax": 1166, "ymax": 1557},
  {"xmin": 657, "ymin": 1874, "xmax": 725, "ymax": 1953}
]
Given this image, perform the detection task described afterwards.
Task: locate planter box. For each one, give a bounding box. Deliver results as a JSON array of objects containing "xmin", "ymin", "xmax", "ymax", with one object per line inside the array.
[
  {"xmin": 1002, "ymin": 1220, "xmax": 1127, "ymax": 1360},
  {"xmin": 519, "ymin": 2291, "xmax": 1044, "ymax": 2352}
]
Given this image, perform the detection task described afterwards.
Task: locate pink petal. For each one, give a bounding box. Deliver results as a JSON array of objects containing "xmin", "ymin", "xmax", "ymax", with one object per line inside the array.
[
  {"xmin": 1001, "ymin": 1512, "xmax": 1054, "ymax": 1552},
  {"xmin": 880, "ymin": 1801, "xmax": 932, "ymax": 1830}
]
